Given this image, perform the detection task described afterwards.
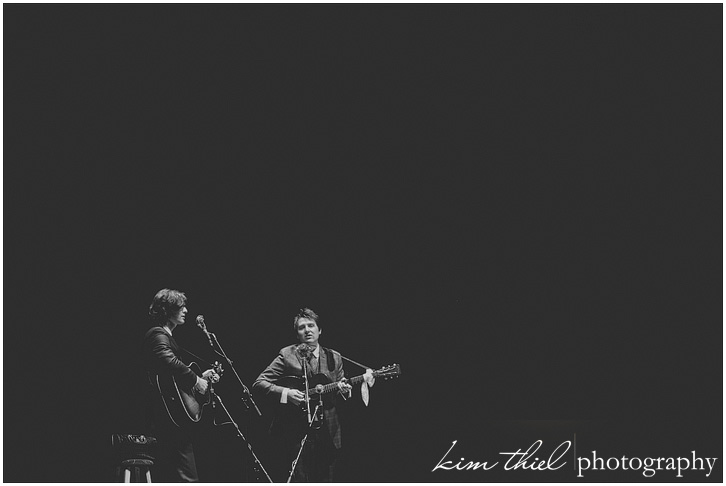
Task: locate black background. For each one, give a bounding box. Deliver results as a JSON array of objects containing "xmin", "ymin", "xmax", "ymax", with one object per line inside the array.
[{"xmin": 4, "ymin": 4, "xmax": 722, "ymax": 483}]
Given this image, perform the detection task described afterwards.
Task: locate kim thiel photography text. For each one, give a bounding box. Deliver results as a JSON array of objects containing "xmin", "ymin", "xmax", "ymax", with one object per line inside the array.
[{"xmin": 433, "ymin": 440, "xmax": 718, "ymax": 478}]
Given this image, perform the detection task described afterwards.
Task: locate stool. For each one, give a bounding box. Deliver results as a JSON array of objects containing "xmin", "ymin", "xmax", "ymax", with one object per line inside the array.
[
  {"xmin": 120, "ymin": 459, "xmax": 154, "ymax": 483},
  {"xmin": 111, "ymin": 434, "xmax": 157, "ymax": 483}
]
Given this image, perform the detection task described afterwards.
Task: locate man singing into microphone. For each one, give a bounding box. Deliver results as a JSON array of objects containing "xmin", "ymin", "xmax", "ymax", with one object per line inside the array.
[
  {"xmin": 253, "ymin": 307, "xmax": 351, "ymax": 482},
  {"xmin": 143, "ymin": 288, "xmax": 219, "ymax": 482}
]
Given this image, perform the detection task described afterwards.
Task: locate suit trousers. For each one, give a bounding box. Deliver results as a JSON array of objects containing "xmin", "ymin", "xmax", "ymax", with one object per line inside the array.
[
  {"xmin": 153, "ymin": 429, "xmax": 199, "ymax": 482},
  {"xmin": 274, "ymin": 425, "xmax": 339, "ymax": 482}
]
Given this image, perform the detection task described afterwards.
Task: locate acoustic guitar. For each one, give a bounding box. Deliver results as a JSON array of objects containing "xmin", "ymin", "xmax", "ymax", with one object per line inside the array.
[
  {"xmin": 274, "ymin": 364, "xmax": 401, "ymax": 427},
  {"xmin": 155, "ymin": 361, "xmax": 223, "ymax": 427}
]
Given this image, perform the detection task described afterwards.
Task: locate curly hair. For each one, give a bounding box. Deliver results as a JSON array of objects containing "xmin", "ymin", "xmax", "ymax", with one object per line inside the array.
[
  {"xmin": 148, "ymin": 288, "xmax": 187, "ymax": 324},
  {"xmin": 293, "ymin": 307, "xmax": 320, "ymax": 330}
]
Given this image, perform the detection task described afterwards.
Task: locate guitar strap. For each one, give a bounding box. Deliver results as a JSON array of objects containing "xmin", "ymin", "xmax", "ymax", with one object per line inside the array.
[
  {"xmin": 323, "ymin": 347, "xmax": 335, "ymax": 375},
  {"xmin": 177, "ymin": 345, "xmax": 214, "ymax": 368}
]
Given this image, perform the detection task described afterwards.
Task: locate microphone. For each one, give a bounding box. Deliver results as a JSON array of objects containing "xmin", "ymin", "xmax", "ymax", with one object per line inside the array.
[{"xmin": 196, "ymin": 315, "xmax": 214, "ymax": 348}]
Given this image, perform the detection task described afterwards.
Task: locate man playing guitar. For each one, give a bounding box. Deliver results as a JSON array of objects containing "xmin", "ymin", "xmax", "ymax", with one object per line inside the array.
[
  {"xmin": 253, "ymin": 307, "xmax": 352, "ymax": 482},
  {"xmin": 143, "ymin": 288, "xmax": 220, "ymax": 482}
]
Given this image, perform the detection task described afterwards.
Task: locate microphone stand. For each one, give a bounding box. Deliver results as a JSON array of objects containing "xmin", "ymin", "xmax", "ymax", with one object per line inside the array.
[
  {"xmin": 211, "ymin": 390, "xmax": 273, "ymax": 483},
  {"xmin": 207, "ymin": 330, "xmax": 262, "ymax": 416},
  {"xmin": 287, "ymin": 401, "xmax": 322, "ymax": 483},
  {"xmin": 302, "ymin": 356, "xmax": 312, "ymax": 425},
  {"xmin": 197, "ymin": 319, "xmax": 270, "ymax": 481},
  {"xmin": 286, "ymin": 351, "xmax": 316, "ymax": 483}
]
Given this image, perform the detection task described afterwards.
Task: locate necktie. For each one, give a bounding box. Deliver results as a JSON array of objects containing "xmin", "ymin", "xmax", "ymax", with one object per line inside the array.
[{"xmin": 309, "ymin": 354, "xmax": 318, "ymax": 375}]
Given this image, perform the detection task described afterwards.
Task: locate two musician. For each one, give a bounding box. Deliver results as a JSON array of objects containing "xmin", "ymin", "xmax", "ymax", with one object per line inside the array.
[{"xmin": 143, "ymin": 292, "xmax": 358, "ymax": 482}]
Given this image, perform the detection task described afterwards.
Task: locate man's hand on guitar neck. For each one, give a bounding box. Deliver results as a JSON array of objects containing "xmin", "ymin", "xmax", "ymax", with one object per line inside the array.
[
  {"xmin": 193, "ymin": 369, "xmax": 220, "ymax": 395},
  {"xmin": 202, "ymin": 369, "xmax": 221, "ymax": 383},
  {"xmin": 337, "ymin": 379, "xmax": 352, "ymax": 399}
]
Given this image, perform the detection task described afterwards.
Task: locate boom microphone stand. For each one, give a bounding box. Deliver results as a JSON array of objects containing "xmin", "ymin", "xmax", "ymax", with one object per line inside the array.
[
  {"xmin": 197, "ymin": 315, "xmax": 261, "ymax": 416},
  {"xmin": 195, "ymin": 315, "xmax": 270, "ymax": 482},
  {"xmin": 211, "ymin": 390, "xmax": 273, "ymax": 482}
]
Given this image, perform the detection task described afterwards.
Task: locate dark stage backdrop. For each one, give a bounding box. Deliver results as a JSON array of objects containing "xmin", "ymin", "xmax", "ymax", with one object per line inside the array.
[{"xmin": 4, "ymin": 4, "xmax": 722, "ymax": 483}]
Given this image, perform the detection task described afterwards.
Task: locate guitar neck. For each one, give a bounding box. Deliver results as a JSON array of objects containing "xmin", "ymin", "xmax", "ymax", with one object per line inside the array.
[
  {"xmin": 309, "ymin": 373, "xmax": 372, "ymax": 396},
  {"xmin": 304, "ymin": 364, "xmax": 400, "ymax": 396}
]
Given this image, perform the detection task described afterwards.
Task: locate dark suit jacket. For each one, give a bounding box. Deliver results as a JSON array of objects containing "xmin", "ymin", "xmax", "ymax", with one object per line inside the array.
[
  {"xmin": 143, "ymin": 326, "xmax": 198, "ymax": 389},
  {"xmin": 253, "ymin": 344, "xmax": 345, "ymax": 449},
  {"xmin": 143, "ymin": 326, "xmax": 200, "ymax": 433}
]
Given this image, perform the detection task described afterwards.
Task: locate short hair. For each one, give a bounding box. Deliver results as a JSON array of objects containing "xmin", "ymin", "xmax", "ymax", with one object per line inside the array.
[
  {"xmin": 293, "ymin": 307, "xmax": 320, "ymax": 330},
  {"xmin": 149, "ymin": 288, "xmax": 187, "ymax": 323}
]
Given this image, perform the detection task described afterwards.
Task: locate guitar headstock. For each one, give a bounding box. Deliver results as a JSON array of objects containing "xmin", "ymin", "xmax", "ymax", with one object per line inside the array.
[
  {"xmin": 374, "ymin": 364, "xmax": 401, "ymax": 381},
  {"xmin": 213, "ymin": 361, "xmax": 224, "ymax": 379}
]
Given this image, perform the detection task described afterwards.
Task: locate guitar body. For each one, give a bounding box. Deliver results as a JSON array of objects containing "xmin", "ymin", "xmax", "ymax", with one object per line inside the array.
[
  {"xmin": 277, "ymin": 373, "xmax": 336, "ymax": 408},
  {"xmin": 273, "ymin": 374, "xmax": 333, "ymax": 432},
  {"xmin": 156, "ymin": 362, "xmax": 212, "ymax": 427}
]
